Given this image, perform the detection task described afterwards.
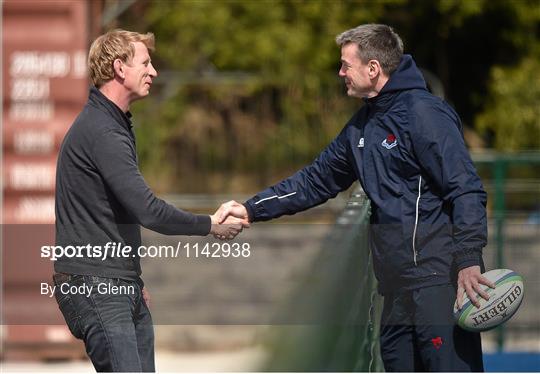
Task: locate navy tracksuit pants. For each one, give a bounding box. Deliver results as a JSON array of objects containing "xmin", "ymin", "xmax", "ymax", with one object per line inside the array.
[{"xmin": 380, "ymin": 284, "xmax": 484, "ymax": 372}]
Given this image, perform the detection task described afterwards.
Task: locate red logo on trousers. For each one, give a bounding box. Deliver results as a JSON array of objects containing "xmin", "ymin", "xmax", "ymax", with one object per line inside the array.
[{"xmin": 431, "ymin": 336, "xmax": 443, "ymax": 350}]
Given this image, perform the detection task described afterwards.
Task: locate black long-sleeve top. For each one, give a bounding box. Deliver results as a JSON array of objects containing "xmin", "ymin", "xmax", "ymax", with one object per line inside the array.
[{"xmin": 54, "ymin": 86, "xmax": 210, "ymax": 281}]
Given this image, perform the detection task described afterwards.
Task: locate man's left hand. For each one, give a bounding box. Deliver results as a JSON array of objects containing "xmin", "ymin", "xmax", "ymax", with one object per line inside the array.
[
  {"xmin": 142, "ymin": 287, "xmax": 151, "ymax": 308},
  {"xmin": 456, "ymin": 265, "xmax": 495, "ymax": 310}
]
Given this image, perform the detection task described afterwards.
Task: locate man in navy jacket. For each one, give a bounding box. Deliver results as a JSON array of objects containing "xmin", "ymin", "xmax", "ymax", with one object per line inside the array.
[{"xmin": 218, "ymin": 24, "xmax": 493, "ymax": 371}]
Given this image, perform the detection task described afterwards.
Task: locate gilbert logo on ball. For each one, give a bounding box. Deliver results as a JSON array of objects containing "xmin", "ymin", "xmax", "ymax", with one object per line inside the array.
[{"xmin": 453, "ymin": 269, "xmax": 524, "ymax": 332}]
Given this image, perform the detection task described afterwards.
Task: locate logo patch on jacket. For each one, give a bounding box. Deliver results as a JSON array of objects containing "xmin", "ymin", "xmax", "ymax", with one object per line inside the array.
[
  {"xmin": 358, "ymin": 137, "xmax": 364, "ymax": 148},
  {"xmin": 381, "ymin": 134, "xmax": 397, "ymax": 149},
  {"xmin": 431, "ymin": 336, "xmax": 443, "ymax": 350}
]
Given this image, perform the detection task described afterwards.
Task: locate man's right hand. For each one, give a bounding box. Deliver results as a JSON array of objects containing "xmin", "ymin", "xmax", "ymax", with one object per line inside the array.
[
  {"xmin": 209, "ymin": 213, "xmax": 246, "ymax": 240},
  {"xmin": 211, "ymin": 200, "xmax": 250, "ymax": 240},
  {"xmin": 216, "ymin": 200, "xmax": 250, "ymax": 225}
]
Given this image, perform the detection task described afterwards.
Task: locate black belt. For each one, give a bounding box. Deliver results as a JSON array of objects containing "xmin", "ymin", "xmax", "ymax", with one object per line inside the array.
[
  {"xmin": 52, "ymin": 272, "xmax": 77, "ymax": 284},
  {"xmin": 52, "ymin": 273, "xmax": 144, "ymax": 288}
]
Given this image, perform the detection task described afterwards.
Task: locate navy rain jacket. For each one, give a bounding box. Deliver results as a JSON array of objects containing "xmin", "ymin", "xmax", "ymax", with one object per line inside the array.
[{"xmin": 244, "ymin": 55, "xmax": 487, "ymax": 294}]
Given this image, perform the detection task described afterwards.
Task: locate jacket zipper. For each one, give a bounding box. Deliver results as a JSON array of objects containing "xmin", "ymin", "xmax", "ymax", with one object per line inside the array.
[{"xmin": 412, "ymin": 176, "xmax": 422, "ymax": 266}]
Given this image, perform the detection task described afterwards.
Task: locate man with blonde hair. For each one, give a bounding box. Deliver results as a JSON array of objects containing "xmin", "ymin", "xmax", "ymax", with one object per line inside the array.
[{"xmin": 54, "ymin": 29, "xmax": 246, "ymax": 372}]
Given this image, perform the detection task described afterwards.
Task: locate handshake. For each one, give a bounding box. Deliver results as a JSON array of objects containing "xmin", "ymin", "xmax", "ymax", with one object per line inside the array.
[{"xmin": 209, "ymin": 200, "xmax": 250, "ymax": 240}]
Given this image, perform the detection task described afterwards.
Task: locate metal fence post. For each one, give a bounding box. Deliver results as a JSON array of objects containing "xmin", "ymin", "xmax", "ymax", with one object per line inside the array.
[{"xmin": 493, "ymin": 157, "xmax": 507, "ymax": 352}]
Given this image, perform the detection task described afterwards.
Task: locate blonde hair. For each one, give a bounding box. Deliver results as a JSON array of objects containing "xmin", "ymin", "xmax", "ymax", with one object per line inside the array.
[{"xmin": 88, "ymin": 29, "xmax": 155, "ymax": 87}]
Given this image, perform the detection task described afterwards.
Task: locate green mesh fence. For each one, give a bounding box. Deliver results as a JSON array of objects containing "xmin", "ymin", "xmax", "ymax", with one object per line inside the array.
[{"xmin": 262, "ymin": 187, "xmax": 384, "ymax": 371}]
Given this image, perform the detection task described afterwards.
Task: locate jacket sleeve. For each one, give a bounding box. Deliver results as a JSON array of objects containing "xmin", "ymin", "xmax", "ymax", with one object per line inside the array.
[
  {"xmin": 410, "ymin": 100, "xmax": 487, "ymax": 271},
  {"xmin": 92, "ymin": 129, "xmax": 211, "ymax": 236},
  {"xmin": 244, "ymin": 126, "xmax": 357, "ymax": 222}
]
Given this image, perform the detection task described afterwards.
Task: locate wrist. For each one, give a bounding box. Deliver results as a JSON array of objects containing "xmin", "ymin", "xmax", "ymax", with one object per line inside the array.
[
  {"xmin": 454, "ymin": 247, "xmax": 482, "ymax": 272},
  {"xmin": 242, "ymin": 202, "xmax": 255, "ymax": 223}
]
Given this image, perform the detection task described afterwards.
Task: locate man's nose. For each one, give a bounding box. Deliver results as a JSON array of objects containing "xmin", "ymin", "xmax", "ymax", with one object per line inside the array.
[{"xmin": 149, "ymin": 62, "xmax": 158, "ymax": 77}]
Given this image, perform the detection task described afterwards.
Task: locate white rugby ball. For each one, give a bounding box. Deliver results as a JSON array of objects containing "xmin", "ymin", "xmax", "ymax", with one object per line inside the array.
[{"xmin": 453, "ymin": 269, "xmax": 524, "ymax": 332}]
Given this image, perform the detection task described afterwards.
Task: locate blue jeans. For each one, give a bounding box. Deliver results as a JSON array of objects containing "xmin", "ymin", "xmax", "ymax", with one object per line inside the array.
[{"xmin": 53, "ymin": 274, "xmax": 155, "ymax": 372}]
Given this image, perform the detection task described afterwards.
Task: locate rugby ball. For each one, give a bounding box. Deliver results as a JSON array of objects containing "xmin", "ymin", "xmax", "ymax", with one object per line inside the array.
[{"xmin": 453, "ymin": 269, "xmax": 524, "ymax": 332}]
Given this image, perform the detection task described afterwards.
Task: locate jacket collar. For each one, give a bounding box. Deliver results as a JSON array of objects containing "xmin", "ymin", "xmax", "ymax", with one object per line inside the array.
[
  {"xmin": 88, "ymin": 86, "xmax": 133, "ymax": 131},
  {"xmin": 363, "ymin": 54, "xmax": 427, "ymax": 112}
]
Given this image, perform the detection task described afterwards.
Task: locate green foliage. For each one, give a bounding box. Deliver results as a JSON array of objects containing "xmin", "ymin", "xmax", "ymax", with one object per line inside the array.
[
  {"xmin": 472, "ymin": 0, "xmax": 540, "ymax": 151},
  {"xmin": 114, "ymin": 0, "xmax": 540, "ymax": 192},
  {"xmin": 476, "ymin": 56, "xmax": 540, "ymax": 151}
]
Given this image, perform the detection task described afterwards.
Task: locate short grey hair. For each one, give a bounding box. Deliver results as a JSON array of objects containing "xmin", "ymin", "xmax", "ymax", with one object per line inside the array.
[{"xmin": 336, "ymin": 24, "xmax": 404, "ymax": 75}]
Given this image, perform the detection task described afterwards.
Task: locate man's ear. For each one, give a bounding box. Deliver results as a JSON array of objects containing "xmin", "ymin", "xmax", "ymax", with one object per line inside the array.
[
  {"xmin": 113, "ymin": 59, "xmax": 125, "ymax": 79},
  {"xmin": 368, "ymin": 59, "xmax": 381, "ymax": 79}
]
